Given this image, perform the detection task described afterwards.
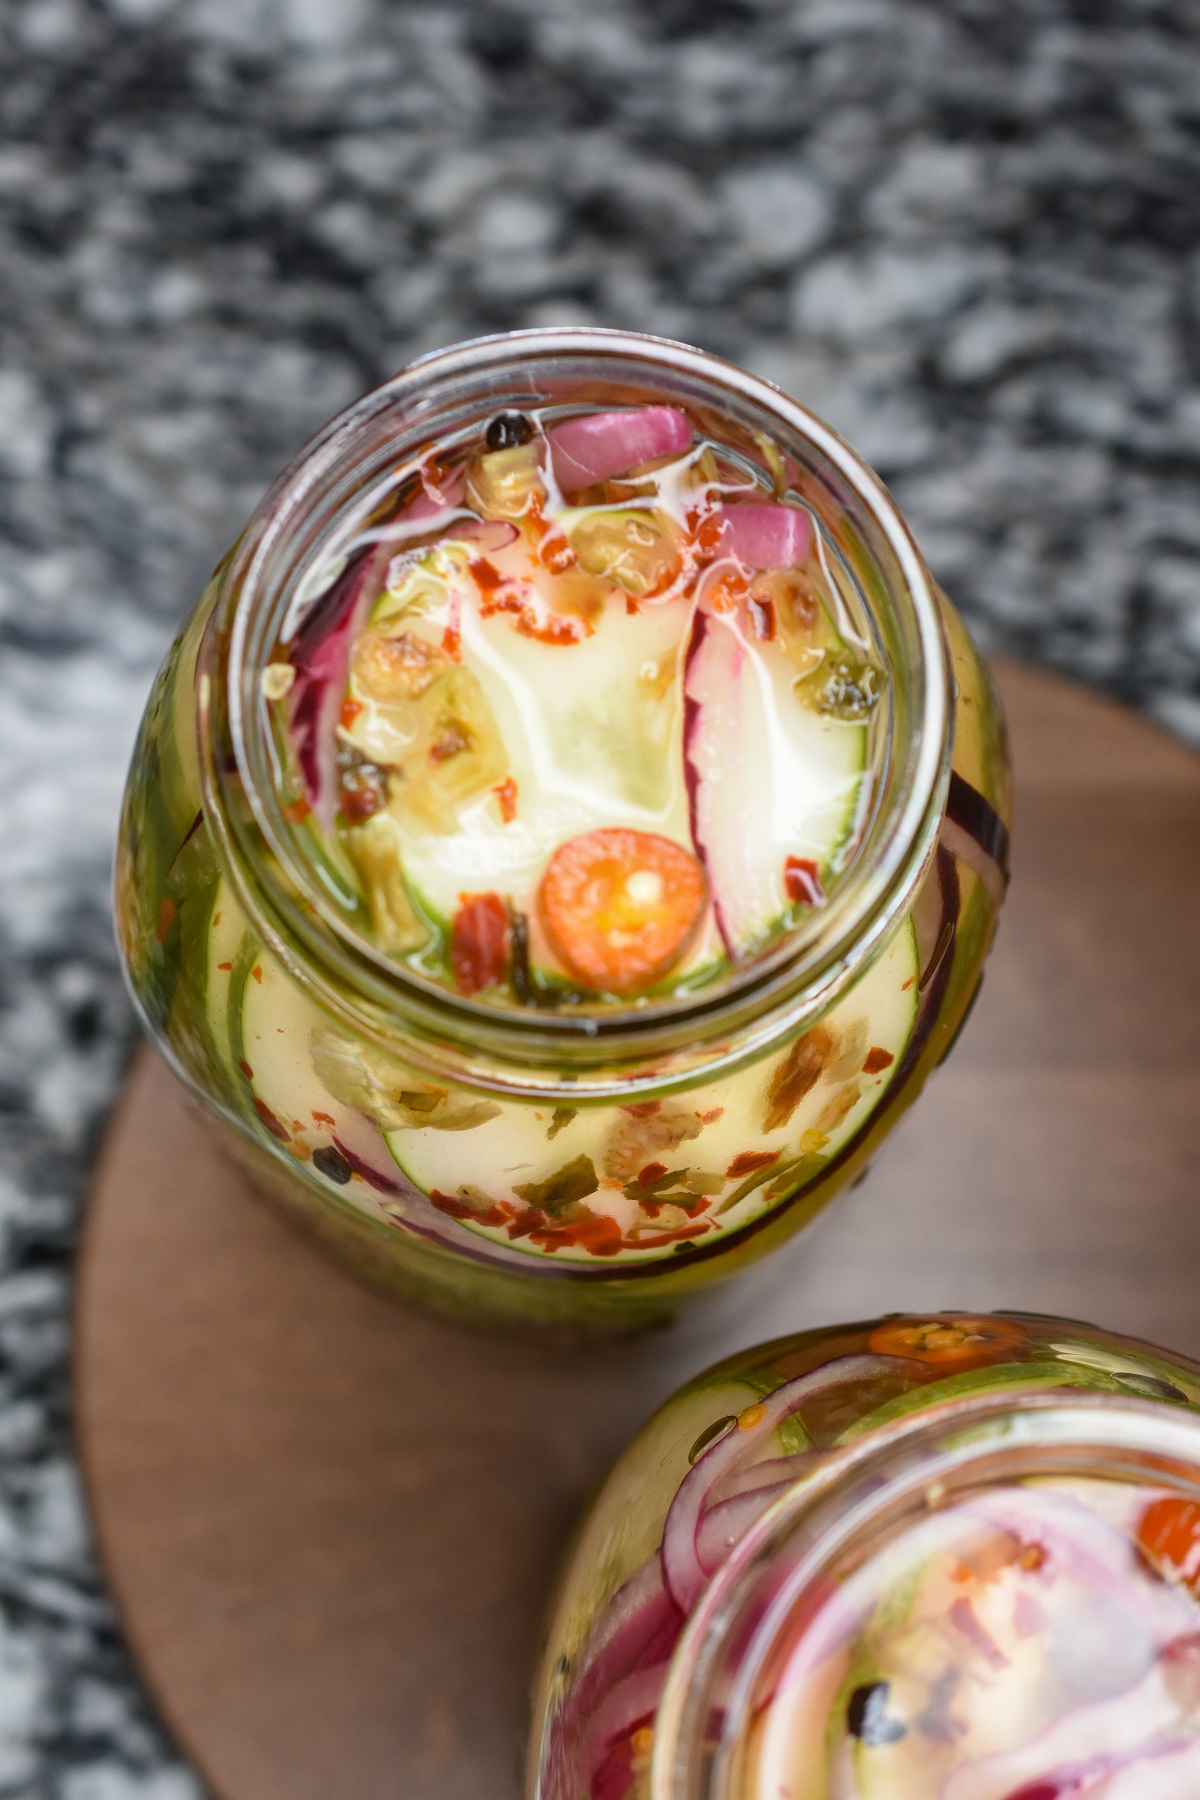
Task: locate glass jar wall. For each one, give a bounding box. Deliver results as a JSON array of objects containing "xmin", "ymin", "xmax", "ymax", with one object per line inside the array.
[
  {"xmin": 528, "ymin": 1313, "xmax": 1200, "ymax": 1799},
  {"xmin": 115, "ymin": 329, "xmax": 1009, "ymax": 1331}
]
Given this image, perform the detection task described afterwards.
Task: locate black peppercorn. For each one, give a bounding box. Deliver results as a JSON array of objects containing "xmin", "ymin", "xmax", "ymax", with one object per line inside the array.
[
  {"xmin": 486, "ymin": 412, "xmax": 534, "ymax": 451},
  {"xmin": 313, "ymin": 1145, "xmax": 353, "ymax": 1185},
  {"xmin": 847, "ymin": 1681, "xmax": 906, "ymax": 1746}
]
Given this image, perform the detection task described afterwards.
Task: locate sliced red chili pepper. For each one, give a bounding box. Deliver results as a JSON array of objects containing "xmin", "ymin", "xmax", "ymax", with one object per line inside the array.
[
  {"xmin": 866, "ymin": 1315, "xmax": 1030, "ymax": 1369},
  {"xmin": 1137, "ymin": 1497, "xmax": 1200, "ymax": 1594},
  {"xmin": 784, "ymin": 856, "xmax": 825, "ymax": 907},
  {"xmin": 637, "ymin": 1162, "xmax": 669, "ymax": 1190}
]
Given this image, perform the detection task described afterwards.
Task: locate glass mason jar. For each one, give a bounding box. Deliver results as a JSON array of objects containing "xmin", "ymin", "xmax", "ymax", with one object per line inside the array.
[
  {"xmin": 114, "ymin": 329, "xmax": 1009, "ymax": 1332},
  {"xmin": 528, "ymin": 1312, "xmax": 1200, "ymax": 1799}
]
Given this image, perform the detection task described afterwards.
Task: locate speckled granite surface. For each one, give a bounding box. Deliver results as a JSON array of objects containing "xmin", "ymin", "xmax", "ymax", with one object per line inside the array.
[{"xmin": 1, "ymin": 0, "xmax": 1199, "ymax": 1790}]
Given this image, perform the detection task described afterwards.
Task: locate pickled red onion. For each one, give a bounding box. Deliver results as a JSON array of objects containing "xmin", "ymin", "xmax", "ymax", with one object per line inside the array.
[
  {"xmin": 660, "ymin": 1356, "xmax": 895, "ymax": 1613},
  {"xmin": 715, "ymin": 502, "xmax": 810, "ymax": 570},
  {"xmin": 287, "ymin": 542, "xmax": 390, "ymax": 830},
  {"xmin": 547, "ymin": 406, "xmax": 692, "ymax": 490}
]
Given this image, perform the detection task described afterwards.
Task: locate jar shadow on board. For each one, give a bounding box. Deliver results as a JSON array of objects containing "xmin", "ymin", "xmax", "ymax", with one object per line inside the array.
[
  {"xmin": 114, "ymin": 329, "xmax": 1010, "ymax": 1333},
  {"xmin": 527, "ymin": 1311, "xmax": 1200, "ymax": 1800}
]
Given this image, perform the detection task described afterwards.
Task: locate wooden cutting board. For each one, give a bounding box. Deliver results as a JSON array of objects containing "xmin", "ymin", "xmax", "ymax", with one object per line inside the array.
[{"xmin": 74, "ymin": 660, "xmax": 1200, "ymax": 1800}]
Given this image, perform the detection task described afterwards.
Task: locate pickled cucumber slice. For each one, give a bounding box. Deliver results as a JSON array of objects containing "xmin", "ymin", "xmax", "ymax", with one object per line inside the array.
[
  {"xmin": 237, "ymin": 950, "xmax": 407, "ymax": 1206},
  {"xmin": 385, "ymin": 918, "xmax": 919, "ymax": 1262}
]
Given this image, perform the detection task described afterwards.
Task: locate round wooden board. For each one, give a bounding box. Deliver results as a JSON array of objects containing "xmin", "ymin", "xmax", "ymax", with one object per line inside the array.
[{"xmin": 75, "ymin": 660, "xmax": 1200, "ymax": 1800}]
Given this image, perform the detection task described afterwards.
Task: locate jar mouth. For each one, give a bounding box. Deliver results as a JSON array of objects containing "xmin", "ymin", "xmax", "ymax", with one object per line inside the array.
[
  {"xmin": 200, "ymin": 328, "xmax": 951, "ymax": 1079},
  {"xmin": 651, "ymin": 1391, "xmax": 1200, "ymax": 1800}
]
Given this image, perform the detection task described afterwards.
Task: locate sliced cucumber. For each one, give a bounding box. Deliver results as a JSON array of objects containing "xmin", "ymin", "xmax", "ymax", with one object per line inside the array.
[
  {"xmin": 544, "ymin": 1371, "xmax": 763, "ymax": 1675},
  {"xmin": 238, "ymin": 950, "xmax": 407, "ymax": 1214},
  {"xmin": 386, "ymin": 919, "xmax": 919, "ymax": 1264},
  {"xmin": 204, "ymin": 876, "xmax": 252, "ymax": 1086},
  {"xmin": 399, "ymin": 586, "xmax": 694, "ymax": 930}
]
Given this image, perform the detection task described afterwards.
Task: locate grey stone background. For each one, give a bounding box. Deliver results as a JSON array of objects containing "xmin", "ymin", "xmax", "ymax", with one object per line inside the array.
[{"xmin": 1, "ymin": 0, "xmax": 1199, "ymax": 1791}]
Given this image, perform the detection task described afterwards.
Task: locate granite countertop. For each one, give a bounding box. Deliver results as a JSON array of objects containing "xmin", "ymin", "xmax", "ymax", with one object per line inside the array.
[{"xmin": 1, "ymin": 0, "xmax": 1198, "ymax": 1791}]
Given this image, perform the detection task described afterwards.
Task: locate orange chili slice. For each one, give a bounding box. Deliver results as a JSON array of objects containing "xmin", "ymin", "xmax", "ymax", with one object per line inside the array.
[
  {"xmin": 539, "ymin": 829, "xmax": 706, "ymax": 995},
  {"xmin": 1137, "ymin": 1496, "xmax": 1200, "ymax": 1595},
  {"xmin": 866, "ymin": 1314, "xmax": 1030, "ymax": 1370}
]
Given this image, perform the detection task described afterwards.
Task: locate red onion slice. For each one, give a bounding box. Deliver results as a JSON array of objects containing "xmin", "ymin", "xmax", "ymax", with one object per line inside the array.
[
  {"xmin": 963, "ymin": 1490, "xmax": 1199, "ymax": 1637},
  {"xmin": 944, "ymin": 1658, "xmax": 1200, "ymax": 1800},
  {"xmin": 406, "ymin": 464, "xmax": 467, "ymax": 518},
  {"xmin": 660, "ymin": 1356, "xmax": 895, "ymax": 1614},
  {"xmin": 548, "ymin": 406, "xmax": 692, "ymax": 490},
  {"xmin": 683, "ymin": 603, "xmax": 770, "ymax": 960},
  {"xmin": 558, "ymin": 1560, "xmax": 681, "ymax": 1741},
  {"xmin": 696, "ymin": 1480, "xmax": 796, "ymax": 1578},
  {"xmin": 286, "ymin": 541, "xmax": 390, "ymax": 830},
  {"xmin": 330, "ymin": 1120, "xmax": 405, "ymax": 1196},
  {"xmin": 715, "ymin": 503, "xmax": 810, "ymax": 570},
  {"xmin": 710, "ymin": 1451, "xmax": 821, "ymax": 1506},
  {"xmin": 577, "ymin": 1664, "xmax": 667, "ymax": 1797}
]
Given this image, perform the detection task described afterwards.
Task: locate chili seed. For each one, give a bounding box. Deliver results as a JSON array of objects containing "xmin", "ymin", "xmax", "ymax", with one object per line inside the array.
[
  {"xmin": 688, "ymin": 1415, "xmax": 737, "ymax": 1465},
  {"xmin": 1114, "ymin": 1371, "xmax": 1189, "ymax": 1402}
]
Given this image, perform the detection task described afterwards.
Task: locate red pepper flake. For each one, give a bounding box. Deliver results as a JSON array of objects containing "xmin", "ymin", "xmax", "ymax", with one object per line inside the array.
[
  {"xmin": 253, "ymin": 1096, "xmax": 290, "ymax": 1144},
  {"xmin": 706, "ymin": 568, "xmax": 749, "ymax": 613},
  {"xmin": 637, "ymin": 1162, "xmax": 669, "ymax": 1190},
  {"xmin": 726, "ymin": 1149, "xmax": 779, "ymax": 1178},
  {"xmin": 901, "ymin": 976, "xmax": 915, "ymax": 991},
  {"xmin": 622, "ymin": 1101, "xmax": 661, "ymax": 1119},
  {"xmin": 784, "ymin": 856, "xmax": 825, "ymax": 907},
  {"xmin": 451, "ymin": 892, "xmax": 510, "ymax": 996},
  {"xmin": 238, "ymin": 1059, "xmax": 254, "ymax": 1079},
  {"xmin": 862, "ymin": 1046, "xmax": 895, "ymax": 1075},
  {"xmin": 748, "ymin": 594, "xmax": 776, "ymax": 640},
  {"xmin": 217, "ymin": 961, "xmax": 232, "ymax": 972},
  {"xmin": 506, "ymin": 1206, "xmax": 548, "ymax": 1241},
  {"xmin": 442, "ymin": 621, "xmax": 462, "ymax": 661},
  {"xmin": 529, "ymin": 1213, "xmax": 624, "ymax": 1256},
  {"xmin": 339, "ymin": 696, "xmax": 363, "ymax": 729},
  {"xmin": 493, "ymin": 777, "xmax": 518, "ymax": 823},
  {"xmin": 470, "ymin": 557, "xmax": 591, "ymax": 647},
  {"xmin": 154, "ymin": 897, "xmax": 176, "ymax": 943},
  {"xmin": 312, "ymin": 1110, "xmax": 336, "ymax": 1127},
  {"xmin": 537, "ymin": 528, "xmax": 576, "ymax": 573},
  {"xmin": 251, "ymin": 965, "xmax": 263, "ymax": 983},
  {"xmin": 700, "ymin": 1107, "xmax": 724, "ymax": 1125},
  {"xmin": 213, "ymin": 911, "xmax": 222, "ymax": 927},
  {"xmin": 430, "ymin": 1190, "xmax": 514, "ymax": 1228},
  {"xmin": 281, "ymin": 798, "xmax": 310, "ymax": 824}
]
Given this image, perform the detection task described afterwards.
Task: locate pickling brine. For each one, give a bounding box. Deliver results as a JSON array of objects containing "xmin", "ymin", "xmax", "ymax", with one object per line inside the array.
[
  {"xmin": 115, "ymin": 330, "xmax": 1009, "ymax": 1329},
  {"xmin": 528, "ymin": 1313, "xmax": 1200, "ymax": 1799}
]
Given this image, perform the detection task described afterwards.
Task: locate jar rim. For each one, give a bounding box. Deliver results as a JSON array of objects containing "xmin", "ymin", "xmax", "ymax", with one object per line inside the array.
[
  {"xmin": 200, "ymin": 328, "xmax": 952, "ymax": 1087},
  {"xmin": 650, "ymin": 1388, "xmax": 1200, "ymax": 1800}
]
